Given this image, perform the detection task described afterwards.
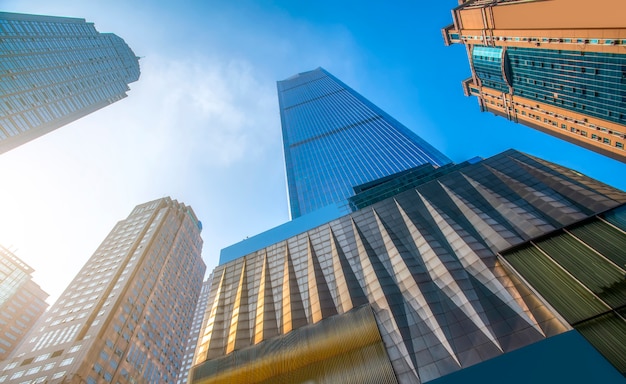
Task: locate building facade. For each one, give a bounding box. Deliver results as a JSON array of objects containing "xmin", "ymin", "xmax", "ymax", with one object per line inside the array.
[
  {"xmin": 442, "ymin": 0, "xmax": 626, "ymax": 162},
  {"xmin": 0, "ymin": 198, "xmax": 206, "ymax": 384},
  {"xmin": 278, "ymin": 67, "xmax": 451, "ymax": 218},
  {"xmin": 0, "ymin": 12, "xmax": 140, "ymax": 154},
  {"xmin": 0, "ymin": 246, "xmax": 48, "ymax": 361},
  {"xmin": 191, "ymin": 149, "xmax": 626, "ymax": 383},
  {"xmin": 175, "ymin": 278, "xmax": 212, "ymax": 384},
  {"xmin": 190, "ymin": 69, "xmax": 626, "ymax": 383}
]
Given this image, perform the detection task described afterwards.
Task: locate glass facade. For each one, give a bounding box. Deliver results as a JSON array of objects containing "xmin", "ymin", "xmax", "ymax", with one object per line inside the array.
[
  {"xmin": 191, "ymin": 306, "xmax": 398, "ymax": 384},
  {"xmin": 502, "ymin": 205, "xmax": 626, "ymax": 375},
  {"xmin": 193, "ymin": 150, "xmax": 626, "ymax": 383},
  {"xmin": 471, "ymin": 45, "xmax": 626, "ymax": 125},
  {"xmin": 0, "ymin": 12, "xmax": 140, "ymax": 154},
  {"xmin": 471, "ymin": 46, "xmax": 509, "ymax": 93},
  {"xmin": 277, "ymin": 68, "xmax": 451, "ymax": 218}
]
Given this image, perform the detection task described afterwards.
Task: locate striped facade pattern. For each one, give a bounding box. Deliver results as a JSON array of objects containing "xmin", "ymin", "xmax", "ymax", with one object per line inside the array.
[
  {"xmin": 193, "ymin": 150, "xmax": 626, "ymax": 383},
  {"xmin": 0, "ymin": 12, "xmax": 140, "ymax": 154}
]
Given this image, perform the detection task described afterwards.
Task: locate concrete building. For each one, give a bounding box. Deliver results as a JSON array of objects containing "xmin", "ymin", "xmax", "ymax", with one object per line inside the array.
[
  {"xmin": 442, "ymin": 0, "xmax": 626, "ymax": 162},
  {"xmin": 0, "ymin": 198, "xmax": 205, "ymax": 384},
  {"xmin": 0, "ymin": 246, "xmax": 48, "ymax": 361},
  {"xmin": 175, "ymin": 278, "xmax": 212, "ymax": 384},
  {"xmin": 0, "ymin": 12, "xmax": 140, "ymax": 154}
]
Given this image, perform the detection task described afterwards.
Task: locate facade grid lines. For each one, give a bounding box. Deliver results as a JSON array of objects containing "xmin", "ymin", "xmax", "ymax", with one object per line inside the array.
[{"xmin": 0, "ymin": 11, "xmax": 140, "ymax": 154}]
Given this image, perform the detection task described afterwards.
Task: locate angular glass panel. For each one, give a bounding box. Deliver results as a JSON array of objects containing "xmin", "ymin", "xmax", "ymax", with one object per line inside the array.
[
  {"xmin": 602, "ymin": 205, "xmax": 626, "ymax": 232},
  {"xmin": 576, "ymin": 312, "xmax": 626, "ymax": 375},
  {"xmin": 504, "ymin": 245, "xmax": 608, "ymax": 324},
  {"xmin": 471, "ymin": 45, "xmax": 510, "ymax": 92},
  {"xmin": 569, "ymin": 220, "xmax": 626, "ymax": 269},
  {"xmin": 535, "ymin": 235, "xmax": 626, "ymax": 308}
]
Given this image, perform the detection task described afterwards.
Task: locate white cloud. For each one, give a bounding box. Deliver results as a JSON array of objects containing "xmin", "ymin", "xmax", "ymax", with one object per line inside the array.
[{"xmin": 0, "ymin": 54, "xmax": 281, "ymax": 303}]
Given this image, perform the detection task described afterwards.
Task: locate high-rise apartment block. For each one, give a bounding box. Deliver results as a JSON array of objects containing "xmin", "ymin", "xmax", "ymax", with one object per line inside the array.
[
  {"xmin": 442, "ymin": 0, "xmax": 626, "ymax": 162},
  {"xmin": 190, "ymin": 69, "xmax": 626, "ymax": 383},
  {"xmin": 278, "ymin": 68, "xmax": 450, "ymax": 218},
  {"xmin": 0, "ymin": 12, "xmax": 140, "ymax": 154},
  {"xmin": 175, "ymin": 278, "xmax": 212, "ymax": 384},
  {"xmin": 0, "ymin": 198, "xmax": 206, "ymax": 384},
  {"xmin": 0, "ymin": 245, "xmax": 48, "ymax": 361}
]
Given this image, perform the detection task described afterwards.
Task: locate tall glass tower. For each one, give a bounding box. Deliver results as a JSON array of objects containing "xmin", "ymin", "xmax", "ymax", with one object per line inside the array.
[
  {"xmin": 192, "ymin": 69, "xmax": 626, "ymax": 383},
  {"xmin": 0, "ymin": 12, "xmax": 140, "ymax": 154},
  {"xmin": 278, "ymin": 67, "xmax": 451, "ymax": 218}
]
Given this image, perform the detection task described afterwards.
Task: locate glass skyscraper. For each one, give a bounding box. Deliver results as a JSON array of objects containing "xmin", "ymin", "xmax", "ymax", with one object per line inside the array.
[
  {"xmin": 191, "ymin": 70, "xmax": 626, "ymax": 383},
  {"xmin": 442, "ymin": 0, "xmax": 626, "ymax": 162},
  {"xmin": 0, "ymin": 12, "xmax": 140, "ymax": 154},
  {"xmin": 278, "ymin": 67, "xmax": 451, "ymax": 218}
]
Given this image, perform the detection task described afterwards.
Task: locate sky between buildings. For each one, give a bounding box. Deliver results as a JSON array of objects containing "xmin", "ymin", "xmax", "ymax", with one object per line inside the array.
[{"xmin": 0, "ymin": 0, "xmax": 624, "ymax": 304}]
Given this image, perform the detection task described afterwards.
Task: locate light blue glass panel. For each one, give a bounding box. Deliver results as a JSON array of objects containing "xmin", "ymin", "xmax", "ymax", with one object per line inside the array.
[
  {"xmin": 471, "ymin": 45, "xmax": 510, "ymax": 93},
  {"xmin": 278, "ymin": 68, "xmax": 451, "ymax": 218},
  {"xmin": 506, "ymin": 47, "xmax": 626, "ymax": 125}
]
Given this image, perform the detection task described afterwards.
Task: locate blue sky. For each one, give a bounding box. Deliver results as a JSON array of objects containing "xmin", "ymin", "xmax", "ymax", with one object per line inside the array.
[{"xmin": 1, "ymin": 0, "xmax": 624, "ymax": 303}]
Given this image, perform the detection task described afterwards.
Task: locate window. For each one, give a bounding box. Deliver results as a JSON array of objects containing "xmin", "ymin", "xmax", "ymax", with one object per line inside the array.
[
  {"xmin": 68, "ymin": 345, "xmax": 81, "ymax": 353},
  {"xmin": 34, "ymin": 353, "xmax": 50, "ymax": 363},
  {"xmin": 60, "ymin": 358, "xmax": 73, "ymax": 367},
  {"xmin": 617, "ymin": 142, "xmax": 624, "ymax": 149},
  {"xmin": 10, "ymin": 371, "xmax": 24, "ymax": 379},
  {"xmin": 26, "ymin": 366, "xmax": 42, "ymax": 375}
]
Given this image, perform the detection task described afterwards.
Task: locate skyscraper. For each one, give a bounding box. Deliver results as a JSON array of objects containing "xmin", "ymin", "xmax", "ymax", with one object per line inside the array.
[
  {"xmin": 0, "ymin": 245, "xmax": 48, "ymax": 360},
  {"xmin": 0, "ymin": 12, "xmax": 140, "ymax": 154},
  {"xmin": 0, "ymin": 198, "xmax": 206, "ymax": 384},
  {"xmin": 278, "ymin": 68, "xmax": 451, "ymax": 218},
  {"xmin": 175, "ymin": 278, "xmax": 213, "ymax": 384},
  {"xmin": 442, "ymin": 0, "xmax": 626, "ymax": 162},
  {"xmin": 190, "ymin": 69, "xmax": 626, "ymax": 383}
]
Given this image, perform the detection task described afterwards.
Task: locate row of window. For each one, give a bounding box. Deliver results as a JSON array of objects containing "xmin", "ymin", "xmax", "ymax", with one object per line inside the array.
[
  {"xmin": 0, "ymin": 17, "xmax": 96, "ymax": 37},
  {"xmin": 480, "ymin": 88, "xmax": 625, "ymax": 150},
  {"xmin": 457, "ymin": 33, "xmax": 624, "ymax": 47}
]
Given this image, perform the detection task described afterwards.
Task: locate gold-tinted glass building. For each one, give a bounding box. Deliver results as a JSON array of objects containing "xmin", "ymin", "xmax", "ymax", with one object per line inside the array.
[
  {"xmin": 0, "ymin": 198, "xmax": 205, "ymax": 383},
  {"xmin": 442, "ymin": 0, "xmax": 626, "ymax": 162},
  {"xmin": 0, "ymin": 245, "xmax": 48, "ymax": 361}
]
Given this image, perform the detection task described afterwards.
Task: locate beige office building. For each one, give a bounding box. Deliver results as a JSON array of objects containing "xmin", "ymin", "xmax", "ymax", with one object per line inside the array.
[
  {"xmin": 0, "ymin": 198, "xmax": 205, "ymax": 383},
  {"xmin": 0, "ymin": 246, "xmax": 48, "ymax": 361}
]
